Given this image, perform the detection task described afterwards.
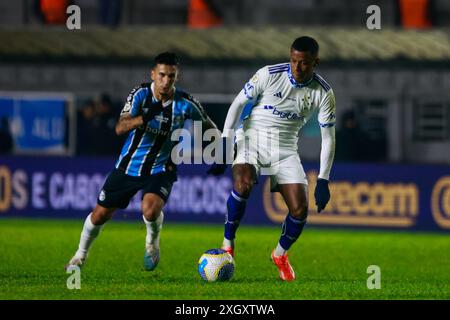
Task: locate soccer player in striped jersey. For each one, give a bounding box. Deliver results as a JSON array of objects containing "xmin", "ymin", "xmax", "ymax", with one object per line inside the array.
[
  {"xmin": 208, "ymin": 36, "xmax": 336, "ymax": 281},
  {"xmin": 66, "ymin": 52, "xmax": 218, "ymax": 271}
]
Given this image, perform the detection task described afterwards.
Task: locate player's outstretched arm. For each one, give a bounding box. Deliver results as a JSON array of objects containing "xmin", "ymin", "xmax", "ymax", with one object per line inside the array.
[{"xmin": 314, "ymin": 126, "xmax": 336, "ymax": 212}]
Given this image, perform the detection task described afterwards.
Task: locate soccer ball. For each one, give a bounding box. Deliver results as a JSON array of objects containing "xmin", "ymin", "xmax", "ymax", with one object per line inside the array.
[{"xmin": 197, "ymin": 249, "xmax": 235, "ymax": 282}]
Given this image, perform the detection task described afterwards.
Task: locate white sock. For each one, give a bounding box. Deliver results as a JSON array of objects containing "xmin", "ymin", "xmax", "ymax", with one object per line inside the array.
[
  {"xmin": 75, "ymin": 213, "xmax": 102, "ymax": 259},
  {"xmin": 143, "ymin": 211, "xmax": 164, "ymax": 247},
  {"xmin": 222, "ymin": 238, "xmax": 234, "ymax": 248},
  {"xmin": 274, "ymin": 243, "xmax": 287, "ymax": 257}
]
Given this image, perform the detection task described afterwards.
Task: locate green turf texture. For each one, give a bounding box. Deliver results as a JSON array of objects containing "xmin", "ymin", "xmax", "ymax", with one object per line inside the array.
[{"xmin": 1, "ymin": 218, "xmax": 449, "ymax": 300}]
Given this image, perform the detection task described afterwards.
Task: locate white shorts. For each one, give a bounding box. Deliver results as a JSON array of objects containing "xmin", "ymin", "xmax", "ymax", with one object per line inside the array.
[{"xmin": 232, "ymin": 128, "xmax": 308, "ymax": 190}]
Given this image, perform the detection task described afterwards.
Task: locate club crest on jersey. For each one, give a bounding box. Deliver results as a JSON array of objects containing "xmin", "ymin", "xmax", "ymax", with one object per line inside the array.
[
  {"xmin": 301, "ymin": 94, "xmax": 312, "ymax": 103},
  {"xmin": 172, "ymin": 115, "xmax": 184, "ymax": 125},
  {"xmin": 301, "ymin": 94, "xmax": 313, "ymax": 109}
]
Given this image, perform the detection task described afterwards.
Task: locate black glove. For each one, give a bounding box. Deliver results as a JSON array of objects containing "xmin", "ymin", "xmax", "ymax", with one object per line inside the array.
[
  {"xmin": 314, "ymin": 178, "xmax": 330, "ymax": 213},
  {"xmin": 142, "ymin": 101, "xmax": 163, "ymax": 124},
  {"xmin": 206, "ymin": 137, "xmax": 230, "ymax": 176}
]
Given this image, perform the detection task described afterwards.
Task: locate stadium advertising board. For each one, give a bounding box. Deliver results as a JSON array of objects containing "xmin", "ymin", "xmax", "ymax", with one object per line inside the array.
[
  {"xmin": 0, "ymin": 156, "xmax": 449, "ymax": 232},
  {"xmin": 0, "ymin": 93, "xmax": 75, "ymax": 155}
]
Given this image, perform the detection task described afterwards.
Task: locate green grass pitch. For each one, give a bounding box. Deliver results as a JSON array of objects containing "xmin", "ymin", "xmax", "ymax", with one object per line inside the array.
[{"xmin": 1, "ymin": 218, "xmax": 449, "ymax": 300}]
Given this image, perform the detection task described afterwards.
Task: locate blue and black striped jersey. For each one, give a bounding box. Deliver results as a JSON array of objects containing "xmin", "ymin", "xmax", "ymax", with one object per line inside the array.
[{"xmin": 115, "ymin": 83, "xmax": 207, "ymax": 177}]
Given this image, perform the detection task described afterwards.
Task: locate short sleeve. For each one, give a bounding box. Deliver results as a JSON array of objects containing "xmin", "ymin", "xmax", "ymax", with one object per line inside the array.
[
  {"xmin": 121, "ymin": 86, "xmax": 147, "ymax": 117},
  {"xmin": 318, "ymin": 89, "xmax": 336, "ymax": 128},
  {"xmin": 242, "ymin": 67, "xmax": 270, "ymax": 101}
]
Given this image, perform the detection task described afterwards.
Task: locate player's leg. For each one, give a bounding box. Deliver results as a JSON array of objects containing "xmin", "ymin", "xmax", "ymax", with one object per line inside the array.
[
  {"xmin": 141, "ymin": 171, "xmax": 177, "ymax": 271},
  {"xmin": 141, "ymin": 193, "xmax": 165, "ymax": 271},
  {"xmin": 66, "ymin": 205, "xmax": 117, "ymax": 269},
  {"xmin": 271, "ymin": 183, "xmax": 308, "ymax": 281},
  {"xmin": 66, "ymin": 168, "xmax": 138, "ymax": 269},
  {"xmin": 221, "ymin": 163, "xmax": 256, "ymax": 256},
  {"xmin": 268, "ymin": 153, "xmax": 308, "ymax": 281},
  {"xmin": 276, "ymin": 183, "xmax": 308, "ymax": 255}
]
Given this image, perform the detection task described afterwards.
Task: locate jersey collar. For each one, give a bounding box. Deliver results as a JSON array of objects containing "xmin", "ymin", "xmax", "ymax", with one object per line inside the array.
[
  {"xmin": 150, "ymin": 82, "xmax": 174, "ymax": 107},
  {"xmin": 287, "ymin": 65, "xmax": 314, "ymax": 88}
]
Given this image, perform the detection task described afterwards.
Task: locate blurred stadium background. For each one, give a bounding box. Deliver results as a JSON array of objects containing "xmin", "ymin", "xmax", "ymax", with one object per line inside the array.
[{"xmin": 0, "ymin": 0, "xmax": 450, "ymax": 299}]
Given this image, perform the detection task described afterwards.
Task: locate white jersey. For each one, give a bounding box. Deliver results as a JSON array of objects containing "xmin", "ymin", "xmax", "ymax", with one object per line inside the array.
[
  {"xmin": 223, "ymin": 62, "xmax": 336, "ymax": 181},
  {"xmin": 238, "ymin": 63, "xmax": 336, "ymax": 149}
]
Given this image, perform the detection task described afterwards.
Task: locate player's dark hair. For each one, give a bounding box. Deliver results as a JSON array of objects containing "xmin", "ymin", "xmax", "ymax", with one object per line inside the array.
[
  {"xmin": 291, "ymin": 36, "xmax": 319, "ymax": 55},
  {"xmin": 153, "ymin": 52, "xmax": 179, "ymax": 68}
]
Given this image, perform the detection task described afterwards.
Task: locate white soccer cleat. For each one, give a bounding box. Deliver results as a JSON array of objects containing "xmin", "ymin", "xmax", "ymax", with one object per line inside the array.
[{"xmin": 65, "ymin": 255, "xmax": 85, "ymax": 271}]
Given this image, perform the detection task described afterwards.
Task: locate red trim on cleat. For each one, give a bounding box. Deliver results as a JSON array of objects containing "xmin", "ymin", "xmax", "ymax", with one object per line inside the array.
[
  {"xmin": 221, "ymin": 246, "xmax": 234, "ymax": 257},
  {"xmin": 271, "ymin": 250, "xmax": 295, "ymax": 281}
]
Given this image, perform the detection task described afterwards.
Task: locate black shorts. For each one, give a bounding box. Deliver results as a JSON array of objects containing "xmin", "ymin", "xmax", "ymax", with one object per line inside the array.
[{"xmin": 97, "ymin": 169, "xmax": 177, "ymax": 209}]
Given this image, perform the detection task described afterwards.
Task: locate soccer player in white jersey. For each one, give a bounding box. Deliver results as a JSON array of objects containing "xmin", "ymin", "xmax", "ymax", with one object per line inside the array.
[{"xmin": 207, "ymin": 36, "xmax": 336, "ymax": 281}]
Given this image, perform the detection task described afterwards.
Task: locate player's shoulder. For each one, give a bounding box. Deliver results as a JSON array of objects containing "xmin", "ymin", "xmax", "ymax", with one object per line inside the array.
[
  {"xmin": 125, "ymin": 83, "xmax": 150, "ymax": 108},
  {"xmin": 176, "ymin": 88, "xmax": 196, "ymax": 102},
  {"xmin": 258, "ymin": 62, "xmax": 289, "ymax": 77},
  {"xmin": 312, "ymin": 73, "xmax": 333, "ymax": 94},
  {"xmin": 127, "ymin": 83, "xmax": 151, "ymax": 97},
  {"xmin": 253, "ymin": 63, "xmax": 289, "ymax": 84},
  {"xmin": 266, "ymin": 62, "xmax": 290, "ymax": 75},
  {"xmin": 130, "ymin": 82, "xmax": 151, "ymax": 91},
  {"xmin": 176, "ymin": 88, "xmax": 203, "ymax": 108}
]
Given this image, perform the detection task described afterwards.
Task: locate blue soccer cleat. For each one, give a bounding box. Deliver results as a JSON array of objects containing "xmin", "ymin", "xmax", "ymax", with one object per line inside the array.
[{"xmin": 144, "ymin": 244, "xmax": 160, "ymax": 271}]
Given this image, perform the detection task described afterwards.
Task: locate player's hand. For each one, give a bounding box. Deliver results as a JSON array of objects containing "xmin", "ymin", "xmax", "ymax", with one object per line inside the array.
[
  {"xmin": 206, "ymin": 163, "xmax": 228, "ymax": 176},
  {"xmin": 206, "ymin": 137, "xmax": 231, "ymax": 176},
  {"xmin": 314, "ymin": 178, "xmax": 330, "ymax": 213}
]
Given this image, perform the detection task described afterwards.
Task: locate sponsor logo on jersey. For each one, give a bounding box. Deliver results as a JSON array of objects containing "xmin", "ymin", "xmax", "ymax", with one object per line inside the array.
[
  {"xmin": 143, "ymin": 126, "xmax": 170, "ymax": 136},
  {"xmin": 263, "ymin": 105, "xmax": 304, "ymax": 121}
]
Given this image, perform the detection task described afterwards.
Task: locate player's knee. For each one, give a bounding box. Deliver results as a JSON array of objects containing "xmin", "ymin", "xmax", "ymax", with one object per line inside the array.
[
  {"xmin": 91, "ymin": 207, "xmax": 114, "ymax": 225},
  {"xmin": 290, "ymin": 203, "xmax": 308, "ymax": 221},
  {"xmin": 234, "ymin": 179, "xmax": 253, "ymax": 198},
  {"xmin": 142, "ymin": 204, "xmax": 162, "ymax": 222}
]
